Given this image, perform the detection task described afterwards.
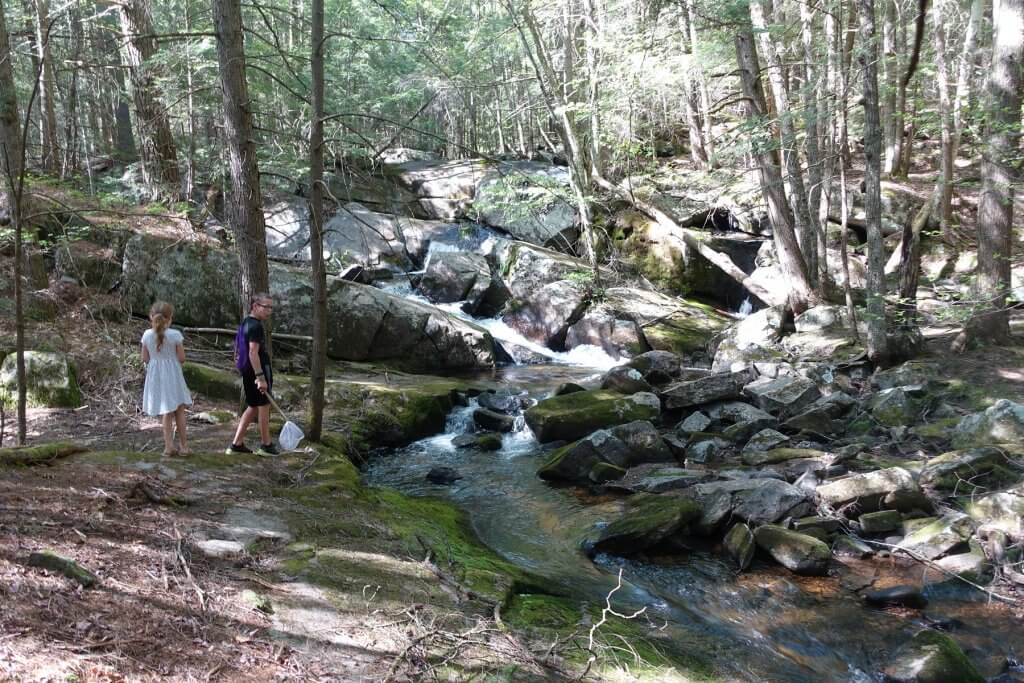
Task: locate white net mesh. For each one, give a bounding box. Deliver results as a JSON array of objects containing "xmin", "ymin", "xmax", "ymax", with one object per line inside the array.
[{"xmin": 279, "ymin": 421, "xmax": 304, "ymax": 451}]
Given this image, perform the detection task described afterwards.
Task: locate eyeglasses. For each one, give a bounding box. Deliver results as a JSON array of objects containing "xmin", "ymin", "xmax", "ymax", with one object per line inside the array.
[{"xmin": 257, "ymin": 302, "xmax": 274, "ymax": 309}]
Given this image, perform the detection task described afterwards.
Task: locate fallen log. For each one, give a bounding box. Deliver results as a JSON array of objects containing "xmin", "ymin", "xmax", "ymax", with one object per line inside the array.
[{"xmin": 0, "ymin": 442, "xmax": 88, "ymax": 466}]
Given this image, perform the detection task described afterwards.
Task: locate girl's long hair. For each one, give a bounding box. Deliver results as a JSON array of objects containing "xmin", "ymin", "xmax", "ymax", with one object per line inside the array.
[{"xmin": 149, "ymin": 301, "xmax": 174, "ymax": 351}]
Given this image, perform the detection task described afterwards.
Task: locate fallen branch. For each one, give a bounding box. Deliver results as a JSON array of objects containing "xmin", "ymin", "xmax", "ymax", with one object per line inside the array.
[
  {"xmin": 129, "ymin": 478, "xmax": 195, "ymax": 507},
  {"xmin": 592, "ymin": 175, "xmax": 783, "ymax": 306},
  {"xmin": 0, "ymin": 442, "xmax": 88, "ymax": 466},
  {"xmin": 578, "ymin": 568, "xmax": 647, "ymax": 681},
  {"xmin": 181, "ymin": 327, "xmax": 313, "ymax": 343}
]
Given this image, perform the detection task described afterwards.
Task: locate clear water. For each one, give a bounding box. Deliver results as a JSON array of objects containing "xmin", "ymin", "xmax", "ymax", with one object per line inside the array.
[{"xmin": 364, "ymin": 364, "xmax": 1023, "ymax": 682}]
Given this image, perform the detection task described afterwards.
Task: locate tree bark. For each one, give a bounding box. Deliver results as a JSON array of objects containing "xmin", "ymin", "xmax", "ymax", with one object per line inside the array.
[
  {"xmin": 971, "ymin": 0, "xmax": 1023, "ymax": 342},
  {"xmin": 32, "ymin": 0, "xmax": 59, "ymax": 173},
  {"xmin": 799, "ymin": 0, "xmax": 826, "ymax": 287},
  {"xmin": 213, "ymin": 0, "xmax": 270, "ymax": 314},
  {"xmin": 119, "ymin": 0, "xmax": 181, "ymax": 199},
  {"xmin": 1, "ymin": 0, "xmax": 27, "ymax": 443},
  {"xmin": 881, "ymin": 0, "xmax": 899, "ymax": 175},
  {"xmin": 857, "ymin": 0, "xmax": 891, "ymax": 363},
  {"xmin": 932, "ymin": 0, "xmax": 956, "ymax": 241},
  {"xmin": 734, "ymin": 30, "xmax": 816, "ymax": 311},
  {"xmin": 685, "ymin": 0, "xmax": 714, "ymax": 167},
  {"xmin": 308, "ymin": 0, "xmax": 326, "ymax": 442},
  {"xmin": 750, "ymin": 0, "xmax": 818, "ymax": 283},
  {"xmin": 952, "ymin": 0, "xmax": 984, "ymax": 160}
]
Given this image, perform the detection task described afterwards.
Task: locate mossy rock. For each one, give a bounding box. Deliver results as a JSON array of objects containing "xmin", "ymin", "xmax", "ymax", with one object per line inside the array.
[
  {"xmin": 524, "ymin": 390, "xmax": 660, "ymax": 444},
  {"xmin": 476, "ymin": 433, "xmax": 503, "ymax": 451},
  {"xmin": 882, "ymin": 629, "xmax": 984, "ymax": 683},
  {"xmin": 181, "ymin": 362, "xmax": 241, "ymax": 402},
  {"xmin": 742, "ymin": 447, "xmax": 829, "ymax": 467},
  {"xmin": 591, "ymin": 494, "xmax": 702, "ymax": 556},
  {"xmin": 0, "ymin": 351, "xmax": 81, "ymax": 408}
]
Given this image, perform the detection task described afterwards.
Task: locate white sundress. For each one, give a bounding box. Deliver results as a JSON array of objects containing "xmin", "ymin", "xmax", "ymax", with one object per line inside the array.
[{"xmin": 141, "ymin": 328, "xmax": 193, "ymax": 416}]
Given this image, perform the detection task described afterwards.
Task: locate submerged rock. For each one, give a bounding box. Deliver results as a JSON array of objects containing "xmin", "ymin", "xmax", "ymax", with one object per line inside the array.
[
  {"xmin": 724, "ymin": 522, "xmax": 755, "ymax": 571},
  {"xmin": 864, "ymin": 586, "xmax": 928, "ymax": 609},
  {"xmin": 753, "ymin": 524, "xmax": 831, "ymax": 575},
  {"xmin": 589, "ymin": 494, "xmax": 702, "ymax": 556},
  {"xmin": 426, "ymin": 466, "xmax": 463, "ymax": 485},
  {"xmin": 473, "ymin": 408, "xmax": 516, "ymax": 432},
  {"xmin": 881, "ymin": 630, "xmax": 984, "ymax": 683},
  {"xmin": 525, "ymin": 390, "xmax": 660, "ymax": 444}
]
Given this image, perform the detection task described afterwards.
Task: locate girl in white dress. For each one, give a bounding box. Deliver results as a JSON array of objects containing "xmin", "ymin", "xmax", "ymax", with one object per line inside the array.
[{"xmin": 141, "ymin": 301, "xmax": 193, "ymax": 456}]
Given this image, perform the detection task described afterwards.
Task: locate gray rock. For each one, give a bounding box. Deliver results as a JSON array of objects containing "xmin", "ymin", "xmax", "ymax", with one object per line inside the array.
[
  {"xmin": 0, "ymin": 351, "xmax": 80, "ymax": 408},
  {"xmin": 792, "ymin": 516, "xmax": 842, "ymax": 535},
  {"xmin": 833, "ymin": 535, "xmax": 874, "ymax": 558},
  {"xmin": 451, "ymin": 434, "xmax": 477, "ymax": 448},
  {"xmin": 677, "ymin": 411, "xmax": 712, "ymax": 434},
  {"xmin": 610, "ymin": 420, "xmax": 674, "ymax": 464},
  {"xmin": 723, "ymin": 419, "xmax": 777, "ymax": 443},
  {"xmin": 864, "ymin": 586, "xmax": 928, "ymax": 609},
  {"xmin": 881, "ymin": 629, "xmax": 984, "ymax": 683},
  {"xmin": 537, "ymin": 430, "xmax": 630, "ymax": 482},
  {"xmin": 859, "ymin": 510, "xmax": 903, "ymax": 534},
  {"xmin": 740, "ymin": 429, "xmax": 790, "ymax": 455},
  {"xmin": 870, "ymin": 387, "xmax": 924, "ymax": 427},
  {"xmin": 753, "ymin": 524, "xmax": 831, "ymax": 575},
  {"xmin": 953, "ymin": 399, "xmax": 1024, "ymax": 448},
  {"xmin": 552, "ymin": 382, "xmax": 587, "ymax": 397},
  {"xmin": 711, "ymin": 306, "xmax": 788, "ymax": 371},
  {"xmin": 743, "ymin": 447, "xmax": 829, "ymax": 467},
  {"xmin": 589, "ymin": 494, "xmax": 702, "ymax": 556},
  {"xmin": 601, "ymin": 366, "xmax": 654, "ymax": 395},
  {"xmin": 742, "ymin": 375, "xmax": 821, "ymax": 418},
  {"xmin": 611, "ymin": 465, "xmax": 717, "ymax": 494},
  {"xmin": 816, "ymin": 467, "xmax": 919, "ymax": 514},
  {"xmin": 525, "ymin": 390, "xmax": 661, "ymax": 444},
  {"xmin": 502, "ymin": 279, "xmax": 590, "ymax": 348},
  {"xmin": 478, "ymin": 391, "xmax": 521, "ymax": 414},
  {"xmin": 626, "ymin": 350, "xmax": 682, "ymax": 385},
  {"xmin": 388, "ymin": 159, "xmax": 485, "ymax": 219},
  {"xmin": 426, "ymin": 467, "xmax": 462, "ymax": 485},
  {"xmin": 685, "ymin": 434, "xmax": 729, "ymax": 466},
  {"xmin": 690, "ymin": 478, "xmax": 810, "ymax": 530},
  {"xmin": 896, "ymin": 513, "xmax": 974, "ymax": 560},
  {"xmin": 919, "ymin": 447, "xmax": 1013, "ymax": 492},
  {"xmin": 661, "ymin": 368, "xmax": 756, "ymax": 410},
  {"xmin": 793, "ymin": 305, "xmax": 857, "ymax": 334},
  {"xmin": 418, "ymin": 251, "xmax": 508, "ymax": 316},
  {"xmin": 872, "ymin": 361, "xmax": 940, "ymax": 391},
  {"xmin": 966, "ymin": 490, "xmax": 1024, "ymax": 538},
  {"xmin": 724, "ymin": 523, "xmax": 756, "ymax": 571},
  {"xmin": 706, "ymin": 400, "xmax": 777, "ymax": 425},
  {"xmin": 196, "ymin": 539, "xmax": 245, "ymax": 558},
  {"xmin": 473, "ymin": 162, "xmax": 578, "ymax": 247},
  {"xmin": 473, "ymin": 408, "xmax": 516, "ymax": 433},
  {"xmin": 567, "ymin": 311, "xmax": 648, "ymax": 359}
]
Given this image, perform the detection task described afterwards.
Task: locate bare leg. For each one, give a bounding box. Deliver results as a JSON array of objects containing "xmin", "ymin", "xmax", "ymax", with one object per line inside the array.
[
  {"xmin": 257, "ymin": 404, "xmax": 271, "ymax": 445},
  {"xmin": 175, "ymin": 405, "xmax": 189, "ymax": 453},
  {"xmin": 161, "ymin": 413, "xmax": 175, "ymax": 454},
  {"xmin": 232, "ymin": 406, "xmax": 257, "ymax": 446}
]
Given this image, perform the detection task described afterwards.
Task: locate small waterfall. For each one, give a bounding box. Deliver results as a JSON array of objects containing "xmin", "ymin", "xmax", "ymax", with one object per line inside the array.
[{"xmin": 736, "ymin": 297, "xmax": 754, "ymax": 318}]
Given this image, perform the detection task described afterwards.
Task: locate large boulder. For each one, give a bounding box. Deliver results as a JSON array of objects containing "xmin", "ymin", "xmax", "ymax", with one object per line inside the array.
[
  {"xmin": 953, "ymin": 399, "xmax": 1024, "ymax": 448},
  {"xmin": 881, "ymin": 630, "xmax": 984, "ymax": 683},
  {"xmin": 566, "ymin": 311, "xmax": 648, "ymax": 359},
  {"xmin": 609, "ymin": 420, "xmax": 674, "ymax": 464},
  {"xmin": 869, "ymin": 387, "xmax": 926, "ymax": 427},
  {"xmin": 753, "ymin": 525, "xmax": 831, "ymax": 575},
  {"xmin": 524, "ymin": 390, "xmax": 660, "ymax": 443},
  {"xmin": 816, "ymin": 467, "xmax": 919, "ymax": 514},
  {"xmin": 589, "ymin": 494, "xmax": 702, "ymax": 556},
  {"xmin": 600, "ymin": 366, "xmax": 653, "ymax": 394},
  {"xmin": 660, "ymin": 367, "xmax": 756, "ymax": 410},
  {"xmin": 689, "ymin": 478, "xmax": 810, "ymax": 531},
  {"xmin": 595, "ymin": 288, "xmax": 729, "ymax": 359},
  {"xmin": 122, "ymin": 233, "xmax": 498, "ymax": 371},
  {"xmin": 742, "ymin": 375, "xmax": 821, "ymax": 418},
  {"xmin": 626, "ymin": 350, "xmax": 683, "ymax": 385},
  {"xmin": 417, "ymin": 251, "xmax": 508, "ymax": 316},
  {"xmin": 966, "ymin": 488, "xmax": 1024, "ymax": 539},
  {"xmin": 0, "ymin": 351, "xmax": 80, "ymax": 408},
  {"xmin": 473, "ymin": 162, "xmax": 577, "ymax": 247},
  {"xmin": 502, "ymin": 279, "xmax": 590, "ymax": 348},
  {"xmin": 385, "ymin": 159, "xmax": 487, "ymax": 219},
  {"xmin": 325, "ymin": 279, "xmax": 498, "ymax": 371}
]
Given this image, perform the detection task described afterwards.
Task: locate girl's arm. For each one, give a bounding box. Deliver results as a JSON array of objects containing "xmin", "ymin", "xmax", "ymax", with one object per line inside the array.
[
  {"xmin": 176, "ymin": 339, "xmax": 186, "ymax": 364},
  {"xmin": 141, "ymin": 343, "xmax": 150, "ymax": 364}
]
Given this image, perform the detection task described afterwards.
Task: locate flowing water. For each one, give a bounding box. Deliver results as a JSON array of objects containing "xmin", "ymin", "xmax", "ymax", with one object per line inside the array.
[{"xmin": 364, "ymin": 363, "xmax": 1022, "ymax": 681}]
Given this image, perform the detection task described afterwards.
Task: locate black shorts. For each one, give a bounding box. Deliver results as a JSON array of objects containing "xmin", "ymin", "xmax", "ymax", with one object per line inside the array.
[{"xmin": 241, "ymin": 367, "xmax": 272, "ymax": 407}]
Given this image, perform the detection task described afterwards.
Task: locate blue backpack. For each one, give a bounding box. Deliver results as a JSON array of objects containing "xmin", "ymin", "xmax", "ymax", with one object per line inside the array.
[{"xmin": 234, "ymin": 322, "xmax": 250, "ymax": 371}]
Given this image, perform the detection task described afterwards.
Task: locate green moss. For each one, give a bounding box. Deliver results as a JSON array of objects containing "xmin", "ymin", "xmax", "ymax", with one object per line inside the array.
[
  {"xmin": 0, "ymin": 351, "xmax": 81, "ymax": 408},
  {"xmin": 911, "ymin": 417, "xmax": 960, "ymax": 440},
  {"xmin": 476, "ymin": 433, "xmax": 503, "ymax": 451},
  {"xmin": 0, "ymin": 442, "xmax": 87, "ymax": 466},
  {"xmin": 505, "ymin": 594, "xmax": 580, "ymax": 631},
  {"xmin": 525, "ymin": 390, "xmax": 660, "ymax": 443},
  {"xmin": 886, "ymin": 630, "xmax": 984, "ymax": 683},
  {"xmin": 181, "ymin": 362, "xmax": 241, "ymax": 402},
  {"xmin": 593, "ymin": 495, "xmax": 703, "ymax": 555}
]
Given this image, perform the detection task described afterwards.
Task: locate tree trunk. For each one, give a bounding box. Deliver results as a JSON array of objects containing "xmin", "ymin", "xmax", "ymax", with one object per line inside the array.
[
  {"xmin": 63, "ymin": 5, "xmax": 83, "ymax": 177},
  {"xmin": 799, "ymin": 0, "xmax": 826, "ymax": 287},
  {"xmin": 1, "ymin": 0, "xmax": 27, "ymax": 443},
  {"xmin": 881, "ymin": 0, "xmax": 899, "ymax": 175},
  {"xmin": 734, "ymin": 30, "xmax": 816, "ymax": 311},
  {"xmin": 119, "ymin": 0, "xmax": 181, "ymax": 199},
  {"xmin": 952, "ymin": 0, "xmax": 984, "ymax": 160},
  {"xmin": 750, "ymin": 0, "xmax": 818, "ymax": 283},
  {"xmin": 32, "ymin": 0, "xmax": 59, "ymax": 173},
  {"xmin": 857, "ymin": 0, "xmax": 891, "ymax": 363},
  {"xmin": 932, "ymin": 0, "xmax": 956, "ymax": 241},
  {"xmin": 685, "ymin": 0, "xmax": 715, "ymax": 167},
  {"xmin": 971, "ymin": 0, "xmax": 1023, "ymax": 342},
  {"xmin": 890, "ymin": 14, "xmax": 909, "ymax": 177},
  {"xmin": 308, "ymin": 0, "xmax": 326, "ymax": 441},
  {"xmin": 212, "ymin": 0, "xmax": 270, "ymax": 314}
]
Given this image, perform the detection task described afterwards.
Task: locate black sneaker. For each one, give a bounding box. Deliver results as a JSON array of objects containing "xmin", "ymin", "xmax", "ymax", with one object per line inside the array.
[
  {"xmin": 256, "ymin": 443, "xmax": 280, "ymax": 457},
  {"xmin": 225, "ymin": 442, "xmax": 253, "ymax": 454}
]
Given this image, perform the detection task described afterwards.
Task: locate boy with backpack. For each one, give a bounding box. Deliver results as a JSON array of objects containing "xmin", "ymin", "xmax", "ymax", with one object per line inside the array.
[{"xmin": 226, "ymin": 293, "xmax": 279, "ymax": 456}]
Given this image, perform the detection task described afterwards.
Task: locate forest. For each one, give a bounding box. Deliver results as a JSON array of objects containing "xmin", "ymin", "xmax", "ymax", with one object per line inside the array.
[{"xmin": 1, "ymin": 0, "xmax": 1023, "ymax": 680}]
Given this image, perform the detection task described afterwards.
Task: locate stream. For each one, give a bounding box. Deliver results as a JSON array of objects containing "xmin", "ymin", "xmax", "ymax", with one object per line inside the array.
[{"xmin": 362, "ymin": 277, "xmax": 1021, "ymax": 681}]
